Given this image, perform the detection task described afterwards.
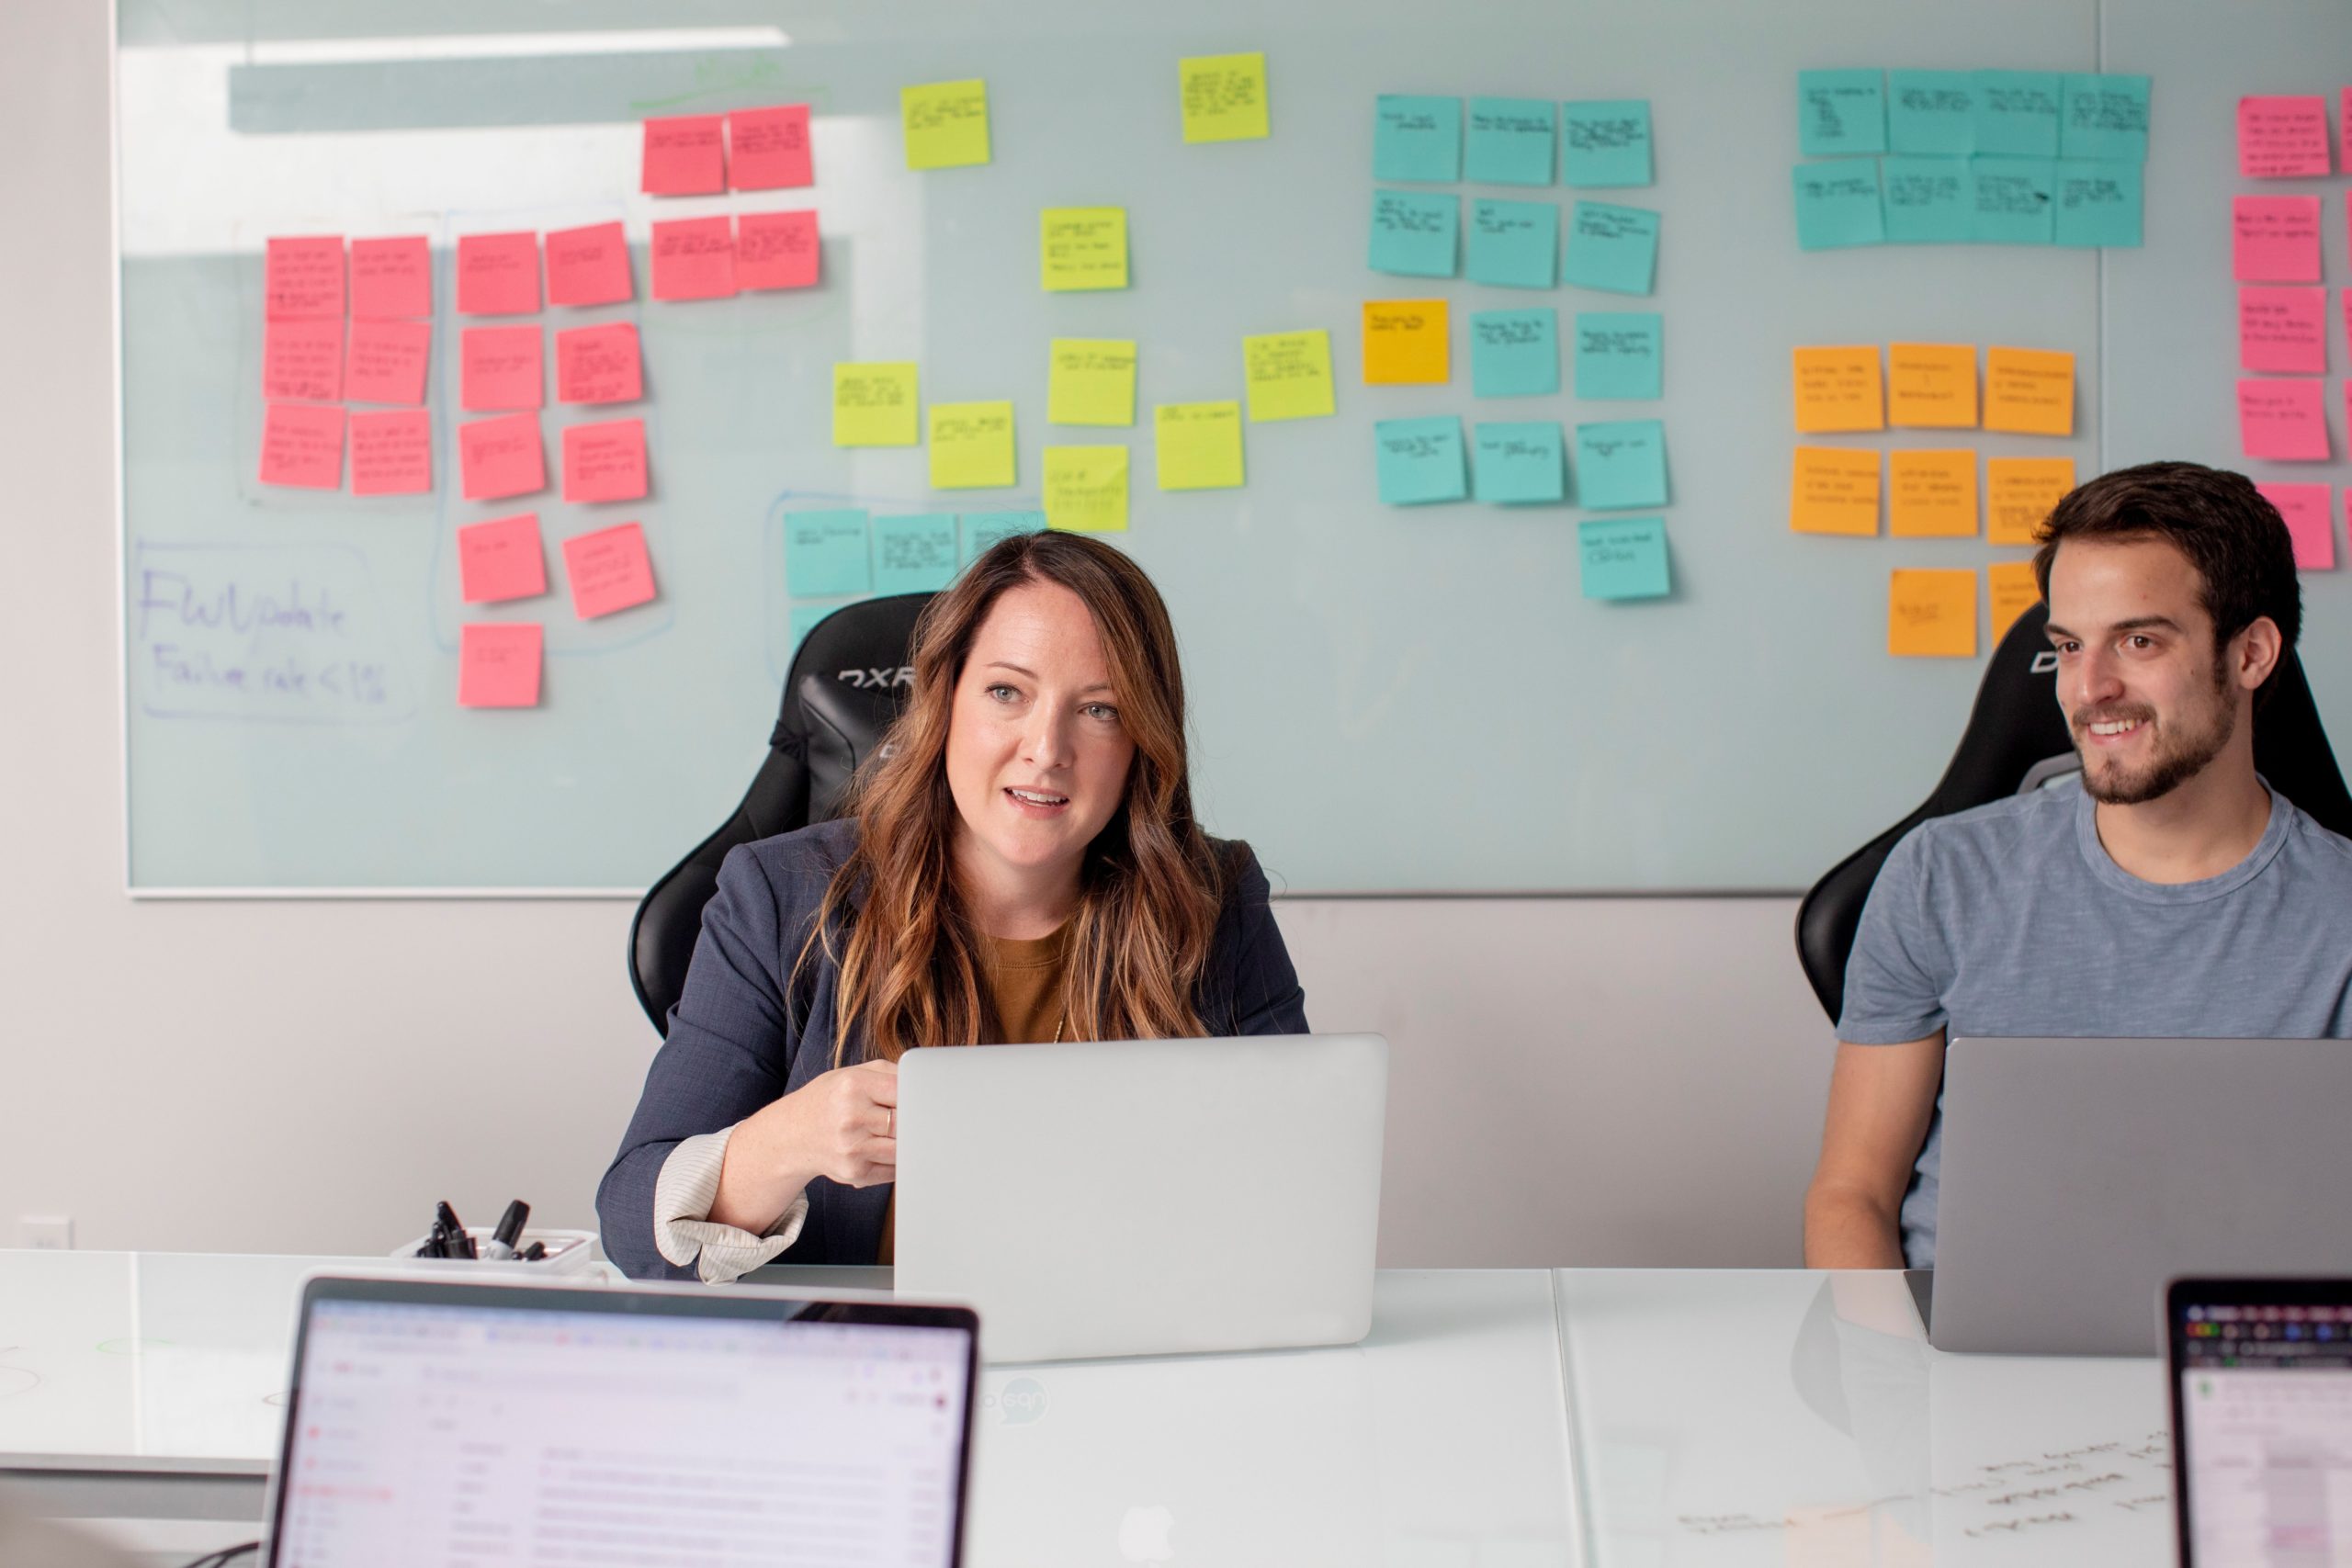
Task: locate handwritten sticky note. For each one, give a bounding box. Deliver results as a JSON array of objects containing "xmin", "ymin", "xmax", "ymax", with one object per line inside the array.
[
  {"xmin": 1984, "ymin": 347, "xmax": 2075, "ymax": 435},
  {"xmin": 1465, "ymin": 96, "xmax": 1555, "ymax": 185},
  {"xmin": 2256, "ymin": 483, "xmax": 2336, "ymax": 570},
  {"xmin": 641, "ymin": 114, "xmax": 726, "ymax": 196},
  {"xmin": 786, "ymin": 510, "xmax": 873, "ymax": 596},
  {"xmin": 460, "ymin": 326, "xmax": 543, "ymax": 412},
  {"xmin": 545, "ymin": 221, "xmax": 635, "ymax": 309},
  {"xmin": 872, "ymin": 513, "xmax": 961, "ymax": 592},
  {"xmin": 1882, "ymin": 157, "xmax": 1973, "ymax": 243},
  {"xmin": 1049, "ymin": 340, "xmax": 1137, "ymax": 425},
  {"xmin": 458, "ymin": 513, "xmax": 547, "ymax": 604},
  {"xmin": 265, "ymin": 235, "xmax": 343, "ymax": 321},
  {"xmin": 1973, "ymin": 71, "xmax": 2063, "ymax": 158},
  {"xmin": 1573, "ymin": 312, "xmax": 1662, "ymax": 400},
  {"xmin": 929, "ymin": 400, "xmax": 1017, "ymax": 489},
  {"xmin": 1369, "ymin": 189, "xmax": 1459, "ymax": 277},
  {"xmin": 1155, "ymin": 401, "xmax": 1245, "ymax": 491},
  {"xmin": 1988, "ymin": 560, "xmax": 2042, "ymax": 644},
  {"xmin": 563, "ymin": 522, "xmax": 658, "ymax": 619},
  {"xmin": 1042, "ymin": 446, "xmax": 1130, "ymax": 532},
  {"xmin": 1564, "ymin": 201, "xmax": 1659, "ymax": 293},
  {"xmin": 2241, "ymin": 287, "xmax": 2327, "ymax": 374},
  {"xmin": 562, "ymin": 417, "xmax": 649, "ymax": 503},
  {"xmin": 1576, "ymin": 420, "xmax": 1668, "ymax": 511},
  {"xmin": 263, "ymin": 318, "xmax": 343, "ymax": 403},
  {"xmin": 1041, "ymin": 208, "xmax": 1128, "ymax": 291},
  {"xmin": 259, "ymin": 402, "xmax": 345, "ymax": 490},
  {"xmin": 1470, "ymin": 308, "xmax": 1558, "ymax": 399},
  {"xmin": 458, "ymin": 413, "xmax": 545, "ymax": 502},
  {"xmin": 960, "ymin": 511, "xmax": 1046, "ymax": 565},
  {"xmin": 1792, "ymin": 164, "xmax": 1884, "ymax": 250},
  {"xmin": 1580, "ymin": 517, "xmax": 1670, "ymax": 600},
  {"xmin": 2061, "ymin": 73, "xmax": 2150, "ymax": 161},
  {"xmin": 1472, "ymin": 421, "xmax": 1565, "ymax": 504},
  {"xmin": 1374, "ymin": 417, "xmax": 1467, "ymax": 505},
  {"xmin": 1374, "ymin": 95, "xmax": 1461, "ymax": 182},
  {"xmin": 1889, "ymin": 570, "xmax": 1977, "ymax": 658},
  {"xmin": 903, "ymin": 79, "xmax": 989, "ymax": 170},
  {"xmin": 650, "ymin": 217, "xmax": 737, "ymax": 301},
  {"xmin": 2238, "ymin": 96, "xmax": 2329, "ymax": 179},
  {"xmin": 1180, "ymin": 52, "xmax": 1269, "ymax": 143},
  {"xmin": 2238, "ymin": 378, "xmax": 2329, "ymax": 461},
  {"xmin": 1889, "ymin": 71, "xmax": 1975, "ymax": 155},
  {"xmin": 738, "ymin": 210, "xmax": 821, "ymax": 290},
  {"xmin": 1791, "ymin": 447, "xmax": 1881, "ymax": 536},
  {"xmin": 1561, "ymin": 100, "xmax": 1653, "ymax": 187},
  {"xmin": 1466, "ymin": 198, "xmax": 1556, "ymax": 288},
  {"xmin": 1242, "ymin": 331, "xmax": 1334, "ymax": 422},
  {"xmin": 555, "ymin": 323, "xmax": 643, "ymax": 406},
  {"xmin": 349, "ymin": 409, "xmax": 432, "ymax": 497},
  {"xmin": 458, "ymin": 624, "xmax": 542, "ymax": 709},
  {"xmin": 2053, "ymin": 160, "xmax": 2143, "ymax": 248},
  {"xmin": 1887, "ymin": 343, "xmax": 1978, "ymax": 428},
  {"xmin": 1798, "ymin": 70, "xmax": 1886, "ymax": 156},
  {"xmin": 1970, "ymin": 156, "xmax": 2054, "ymax": 245},
  {"xmin": 2234, "ymin": 197, "xmax": 2324, "ymax": 283},
  {"xmin": 345, "ymin": 319, "xmax": 429, "ymax": 407},
  {"xmin": 349, "ymin": 235, "xmax": 428, "ymax": 320},
  {"xmin": 1888, "ymin": 449, "xmax": 1977, "ymax": 537},
  {"xmin": 729, "ymin": 104, "xmax": 813, "ymax": 190},
  {"xmin": 1792, "ymin": 346, "xmax": 1884, "ymax": 433},
  {"xmin": 456, "ymin": 231, "xmax": 540, "ymax": 316},
  {"xmin": 1363, "ymin": 299, "xmax": 1449, "ymax": 385},
  {"xmin": 833, "ymin": 362, "xmax": 920, "ymax": 446},
  {"xmin": 1985, "ymin": 457, "xmax": 2075, "ymax": 546}
]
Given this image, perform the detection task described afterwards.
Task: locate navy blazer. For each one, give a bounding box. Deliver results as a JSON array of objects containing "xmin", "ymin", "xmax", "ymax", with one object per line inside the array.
[{"xmin": 597, "ymin": 818, "xmax": 1311, "ymax": 1277}]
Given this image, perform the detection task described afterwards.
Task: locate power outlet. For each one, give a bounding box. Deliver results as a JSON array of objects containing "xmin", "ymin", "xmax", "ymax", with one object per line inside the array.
[{"xmin": 17, "ymin": 1217, "xmax": 72, "ymax": 1250}]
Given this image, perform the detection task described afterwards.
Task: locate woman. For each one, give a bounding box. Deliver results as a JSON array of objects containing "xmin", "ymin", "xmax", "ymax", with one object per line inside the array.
[{"xmin": 598, "ymin": 531, "xmax": 1309, "ymax": 1279}]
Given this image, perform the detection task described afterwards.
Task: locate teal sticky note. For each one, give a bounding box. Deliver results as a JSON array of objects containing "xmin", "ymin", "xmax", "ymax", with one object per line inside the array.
[
  {"xmin": 1881, "ymin": 157, "xmax": 1973, "ymax": 243},
  {"xmin": 1578, "ymin": 517, "xmax": 1670, "ymax": 600},
  {"xmin": 1563, "ymin": 201, "xmax": 1659, "ymax": 295},
  {"xmin": 785, "ymin": 509, "xmax": 872, "ymax": 596},
  {"xmin": 1470, "ymin": 309, "xmax": 1559, "ymax": 398},
  {"xmin": 1473, "ymin": 422, "xmax": 1566, "ymax": 503},
  {"xmin": 1465, "ymin": 198, "xmax": 1555, "ymax": 288},
  {"xmin": 1374, "ymin": 95, "xmax": 1461, "ymax": 183},
  {"xmin": 1561, "ymin": 99, "xmax": 1653, "ymax": 186},
  {"xmin": 1798, "ymin": 70, "xmax": 1886, "ymax": 156},
  {"xmin": 1573, "ymin": 311, "xmax": 1662, "ymax": 400},
  {"xmin": 1971, "ymin": 156, "xmax": 2055, "ymax": 244},
  {"xmin": 1574, "ymin": 419, "xmax": 1667, "ymax": 510},
  {"xmin": 2053, "ymin": 159, "xmax": 2143, "ymax": 249},
  {"xmin": 1792, "ymin": 163, "xmax": 1884, "ymax": 250},
  {"xmin": 2061, "ymin": 73, "xmax": 2150, "ymax": 162},
  {"xmin": 788, "ymin": 602, "xmax": 846, "ymax": 658},
  {"xmin": 960, "ymin": 509, "xmax": 1045, "ymax": 565},
  {"xmin": 871, "ymin": 513, "xmax": 959, "ymax": 593},
  {"xmin": 1465, "ymin": 96, "xmax": 1555, "ymax": 186},
  {"xmin": 1374, "ymin": 417, "xmax": 1467, "ymax": 505},
  {"xmin": 1888, "ymin": 70, "xmax": 1975, "ymax": 155},
  {"xmin": 1973, "ymin": 70, "xmax": 2063, "ymax": 157},
  {"xmin": 1369, "ymin": 189, "xmax": 1459, "ymax": 277}
]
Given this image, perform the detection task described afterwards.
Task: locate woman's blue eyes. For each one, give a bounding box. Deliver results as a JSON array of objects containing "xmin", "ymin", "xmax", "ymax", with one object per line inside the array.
[{"xmin": 981, "ymin": 684, "xmax": 1118, "ymax": 721}]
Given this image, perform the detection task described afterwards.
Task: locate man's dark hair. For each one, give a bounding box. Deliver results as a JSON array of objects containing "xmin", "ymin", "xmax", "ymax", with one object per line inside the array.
[{"xmin": 2032, "ymin": 460, "xmax": 2302, "ymax": 700}]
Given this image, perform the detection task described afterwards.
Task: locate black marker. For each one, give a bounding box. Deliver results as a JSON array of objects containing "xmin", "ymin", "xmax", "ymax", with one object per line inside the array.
[
  {"xmin": 482, "ymin": 1201, "xmax": 529, "ymax": 1261},
  {"xmin": 435, "ymin": 1202, "xmax": 477, "ymax": 1259}
]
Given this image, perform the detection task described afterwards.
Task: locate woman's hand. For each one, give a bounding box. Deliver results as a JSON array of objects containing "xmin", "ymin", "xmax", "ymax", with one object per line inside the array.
[{"xmin": 710, "ymin": 1060, "xmax": 899, "ymax": 1232}]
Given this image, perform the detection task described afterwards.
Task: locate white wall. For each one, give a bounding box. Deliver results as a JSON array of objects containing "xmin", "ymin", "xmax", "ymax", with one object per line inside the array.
[{"xmin": 0, "ymin": 1, "xmax": 1836, "ymax": 1269}]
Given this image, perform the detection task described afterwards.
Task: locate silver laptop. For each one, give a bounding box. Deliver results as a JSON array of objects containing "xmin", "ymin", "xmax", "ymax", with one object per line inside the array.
[
  {"xmin": 894, "ymin": 1033, "xmax": 1388, "ymax": 1362},
  {"xmin": 1928, "ymin": 1038, "xmax": 2352, "ymax": 1356}
]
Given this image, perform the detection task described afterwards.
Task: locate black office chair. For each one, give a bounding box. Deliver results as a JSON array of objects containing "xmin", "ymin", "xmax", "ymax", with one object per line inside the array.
[
  {"xmin": 1794, "ymin": 601, "xmax": 2352, "ymax": 1022},
  {"xmin": 628, "ymin": 593, "xmax": 934, "ymax": 1032}
]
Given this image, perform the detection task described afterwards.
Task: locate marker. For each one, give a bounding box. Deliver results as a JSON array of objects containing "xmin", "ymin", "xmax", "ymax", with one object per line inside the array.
[
  {"xmin": 435, "ymin": 1201, "xmax": 477, "ymax": 1259},
  {"xmin": 482, "ymin": 1200, "xmax": 529, "ymax": 1261}
]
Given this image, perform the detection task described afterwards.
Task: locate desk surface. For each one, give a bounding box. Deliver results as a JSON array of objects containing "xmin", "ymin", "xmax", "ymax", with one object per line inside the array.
[{"xmin": 0, "ymin": 1252, "xmax": 2175, "ymax": 1564}]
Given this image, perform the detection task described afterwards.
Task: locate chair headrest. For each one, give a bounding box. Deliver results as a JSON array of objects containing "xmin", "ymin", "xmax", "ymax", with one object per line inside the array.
[{"xmin": 772, "ymin": 592, "xmax": 936, "ymax": 818}]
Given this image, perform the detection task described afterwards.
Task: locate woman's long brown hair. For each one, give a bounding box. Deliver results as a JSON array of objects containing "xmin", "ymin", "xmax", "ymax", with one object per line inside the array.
[{"xmin": 802, "ymin": 532, "xmax": 1224, "ymax": 1063}]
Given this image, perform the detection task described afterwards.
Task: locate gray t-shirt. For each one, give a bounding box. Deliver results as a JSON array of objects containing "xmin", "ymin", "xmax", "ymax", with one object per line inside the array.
[{"xmin": 1838, "ymin": 779, "xmax": 2352, "ymax": 1268}]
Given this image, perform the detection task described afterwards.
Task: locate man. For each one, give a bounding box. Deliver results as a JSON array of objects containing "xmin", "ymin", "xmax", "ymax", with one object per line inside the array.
[{"xmin": 1804, "ymin": 461, "xmax": 2352, "ymax": 1269}]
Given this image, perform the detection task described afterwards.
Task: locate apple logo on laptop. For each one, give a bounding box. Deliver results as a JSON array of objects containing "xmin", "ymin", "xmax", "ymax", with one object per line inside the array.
[{"xmin": 1118, "ymin": 1504, "xmax": 1175, "ymax": 1562}]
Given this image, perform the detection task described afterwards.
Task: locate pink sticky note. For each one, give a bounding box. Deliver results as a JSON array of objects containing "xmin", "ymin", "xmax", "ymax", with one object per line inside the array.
[
  {"xmin": 262, "ymin": 317, "xmax": 344, "ymax": 402},
  {"xmin": 2344, "ymin": 87, "xmax": 2352, "ymax": 177},
  {"xmin": 259, "ymin": 402, "xmax": 346, "ymax": 490},
  {"xmin": 2233, "ymin": 197, "xmax": 2323, "ymax": 283},
  {"xmin": 561, "ymin": 417, "xmax": 649, "ymax": 503},
  {"xmin": 345, "ymin": 319, "xmax": 431, "ymax": 406},
  {"xmin": 2238, "ymin": 96, "xmax": 2333, "ymax": 179},
  {"xmin": 2240, "ymin": 287, "xmax": 2328, "ymax": 374},
  {"xmin": 457, "ymin": 231, "xmax": 542, "ymax": 316},
  {"xmin": 2345, "ymin": 288, "xmax": 2352, "ymax": 364},
  {"xmin": 562, "ymin": 521, "xmax": 659, "ymax": 619},
  {"xmin": 729, "ymin": 105, "xmax": 814, "ymax": 190},
  {"xmin": 350, "ymin": 235, "xmax": 430, "ymax": 319},
  {"xmin": 458, "ymin": 513, "xmax": 548, "ymax": 604},
  {"xmin": 641, "ymin": 114, "xmax": 727, "ymax": 196},
  {"xmin": 265, "ymin": 235, "xmax": 344, "ymax": 321},
  {"xmin": 545, "ymin": 221, "xmax": 635, "ymax": 309},
  {"xmin": 650, "ymin": 217, "xmax": 737, "ymax": 301},
  {"xmin": 458, "ymin": 623, "xmax": 543, "ymax": 709},
  {"xmin": 737, "ymin": 210, "xmax": 820, "ymax": 290},
  {"xmin": 2257, "ymin": 482, "xmax": 2336, "ymax": 570},
  {"xmin": 458, "ymin": 412, "xmax": 547, "ymax": 502},
  {"xmin": 460, "ymin": 325, "xmax": 545, "ymax": 412},
  {"xmin": 350, "ymin": 410, "xmax": 434, "ymax": 497},
  {"xmin": 2238, "ymin": 378, "xmax": 2330, "ymax": 461},
  {"xmin": 554, "ymin": 323, "xmax": 643, "ymax": 405}
]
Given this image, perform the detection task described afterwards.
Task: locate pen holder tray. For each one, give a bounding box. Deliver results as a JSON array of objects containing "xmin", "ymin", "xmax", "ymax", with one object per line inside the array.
[{"xmin": 389, "ymin": 1226, "xmax": 601, "ymax": 1277}]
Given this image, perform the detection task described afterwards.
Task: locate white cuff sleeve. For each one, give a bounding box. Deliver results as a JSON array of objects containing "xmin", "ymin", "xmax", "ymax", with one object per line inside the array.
[{"xmin": 653, "ymin": 1126, "xmax": 810, "ymax": 1285}]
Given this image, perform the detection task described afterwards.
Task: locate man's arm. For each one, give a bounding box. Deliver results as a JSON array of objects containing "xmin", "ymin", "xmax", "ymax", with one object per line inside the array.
[{"xmin": 1804, "ymin": 1032, "xmax": 1946, "ymax": 1269}]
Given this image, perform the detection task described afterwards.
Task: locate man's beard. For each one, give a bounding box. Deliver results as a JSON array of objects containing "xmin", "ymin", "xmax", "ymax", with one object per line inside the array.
[{"xmin": 2072, "ymin": 671, "xmax": 2236, "ymax": 807}]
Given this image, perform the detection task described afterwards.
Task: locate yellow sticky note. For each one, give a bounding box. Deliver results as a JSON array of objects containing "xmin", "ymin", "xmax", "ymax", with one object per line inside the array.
[
  {"xmin": 1154, "ymin": 401, "xmax": 1245, "ymax": 490},
  {"xmin": 1242, "ymin": 331, "xmax": 1335, "ymax": 422},
  {"xmin": 1041, "ymin": 208, "xmax": 1129, "ymax": 291},
  {"xmin": 833, "ymin": 362, "xmax": 920, "ymax": 446},
  {"xmin": 1985, "ymin": 456, "xmax": 2076, "ymax": 545},
  {"xmin": 1363, "ymin": 299, "xmax": 1449, "ymax": 385},
  {"xmin": 902, "ymin": 79, "xmax": 990, "ymax": 170},
  {"xmin": 1043, "ymin": 446, "xmax": 1128, "ymax": 532},
  {"xmin": 1791, "ymin": 446, "xmax": 1882, "ymax": 536},
  {"xmin": 1792, "ymin": 346, "xmax": 1884, "ymax": 433},
  {"xmin": 1889, "ymin": 569, "xmax": 1978, "ymax": 658},
  {"xmin": 1048, "ymin": 339, "xmax": 1137, "ymax": 426},
  {"xmin": 1988, "ymin": 560, "xmax": 2042, "ymax": 645},
  {"xmin": 928, "ymin": 400, "xmax": 1016, "ymax": 489},
  {"xmin": 1887, "ymin": 343, "xmax": 1979, "ymax": 429},
  {"xmin": 1888, "ymin": 449, "xmax": 1979, "ymax": 537},
  {"xmin": 1984, "ymin": 346, "xmax": 2075, "ymax": 435},
  {"xmin": 1180, "ymin": 51, "xmax": 1270, "ymax": 143}
]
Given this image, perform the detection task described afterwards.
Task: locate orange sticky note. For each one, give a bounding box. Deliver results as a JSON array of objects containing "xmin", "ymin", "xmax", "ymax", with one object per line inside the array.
[
  {"xmin": 1983, "ymin": 346, "xmax": 2075, "ymax": 435},
  {"xmin": 555, "ymin": 323, "xmax": 642, "ymax": 406},
  {"xmin": 458, "ymin": 412, "xmax": 546, "ymax": 502},
  {"xmin": 458, "ymin": 513, "xmax": 548, "ymax": 604},
  {"xmin": 545, "ymin": 221, "xmax": 634, "ymax": 308},
  {"xmin": 1887, "ymin": 344, "xmax": 1978, "ymax": 428},
  {"xmin": 561, "ymin": 417, "xmax": 649, "ymax": 503},
  {"xmin": 650, "ymin": 217, "xmax": 737, "ymax": 301},
  {"xmin": 263, "ymin": 317, "xmax": 344, "ymax": 403},
  {"xmin": 345, "ymin": 320, "xmax": 430, "ymax": 407},
  {"xmin": 737, "ymin": 210, "xmax": 820, "ymax": 290},
  {"xmin": 1889, "ymin": 569, "xmax": 1977, "ymax": 658},
  {"xmin": 1792, "ymin": 346, "xmax": 1884, "ymax": 433},
  {"xmin": 729, "ymin": 105, "xmax": 814, "ymax": 190},
  {"xmin": 456, "ymin": 231, "xmax": 540, "ymax": 316},
  {"xmin": 259, "ymin": 402, "xmax": 345, "ymax": 490},
  {"xmin": 349, "ymin": 409, "xmax": 433, "ymax": 497},
  {"xmin": 641, "ymin": 114, "xmax": 727, "ymax": 196},
  {"xmin": 1790, "ymin": 446, "xmax": 1881, "ymax": 536},
  {"xmin": 1888, "ymin": 449, "xmax": 1978, "ymax": 537},
  {"xmin": 1363, "ymin": 299, "xmax": 1449, "ymax": 384},
  {"xmin": 265, "ymin": 235, "xmax": 344, "ymax": 321},
  {"xmin": 1985, "ymin": 456, "xmax": 2075, "ymax": 545},
  {"xmin": 349, "ymin": 235, "xmax": 429, "ymax": 320},
  {"xmin": 563, "ymin": 521, "xmax": 660, "ymax": 619},
  {"xmin": 460, "ymin": 325, "xmax": 544, "ymax": 412},
  {"xmin": 458, "ymin": 623, "xmax": 542, "ymax": 709},
  {"xmin": 1987, "ymin": 560, "xmax": 2041, "ymax": 645}
]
